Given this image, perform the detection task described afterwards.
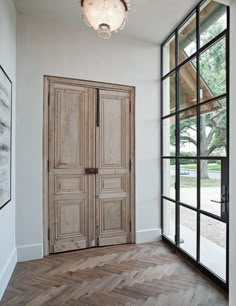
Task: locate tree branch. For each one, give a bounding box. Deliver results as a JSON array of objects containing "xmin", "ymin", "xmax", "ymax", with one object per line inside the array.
[
  {"xmin": 210, "ymin": 108, "xmax": 225, "ymax": 122},
  {"xmin": 189, "ymin": 126, "xmax": 197, "ymax": 132},
  {"xmin": 180, "ymin": 136, "xmax": 197, "ymax": 146},
  {"xmin": 206, "ymin": 125, "xmax": 216, "ymax": 146},
  {"xmin": 206, "ymin": 109, "xmax": 225, "ymax": 145},
  {"xmin": 208, "ymin": 130, "xmax": 226, "ymax": 155}
]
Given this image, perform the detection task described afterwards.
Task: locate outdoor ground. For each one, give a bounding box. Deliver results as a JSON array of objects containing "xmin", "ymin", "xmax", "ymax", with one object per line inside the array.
[{"xmin": 166, "ymin": 164, "xmax": 225, "ymax": 249}]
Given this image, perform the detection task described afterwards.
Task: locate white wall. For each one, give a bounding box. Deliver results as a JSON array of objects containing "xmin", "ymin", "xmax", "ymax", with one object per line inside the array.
[
  {"xmin": 0, "ymin": 0, "xmax": 16, "ymax": 300},
  {"xmin": 229, "ymin": 1, "xmax": 236, "ymax": 304},
  {"xmin": 16, "ymin": 13, "xmax": 160, "ymax": 259}
]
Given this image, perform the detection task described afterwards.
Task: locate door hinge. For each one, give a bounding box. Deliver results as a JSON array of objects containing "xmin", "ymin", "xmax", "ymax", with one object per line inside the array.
[
  {"xmin": 48, "ymin": 228, "xmax": 50, "ymax": 241},
  {"xmin": 129, "ymin": 160, "xmax": 132, "ymax": 172},
  {"xmin": 48, "ymin": 91, "xmax": 50, "ymax": 105},
  {"xmin": 130, "ymin": 102, "xmax": 131, "ymax": 113},
  {"xmin": 130, "ymin": 221, "xmax": 132, "ymax": 232},
  {"xmin": 47, "ymin": 160, "xmax": 49, "ymax": 172}
]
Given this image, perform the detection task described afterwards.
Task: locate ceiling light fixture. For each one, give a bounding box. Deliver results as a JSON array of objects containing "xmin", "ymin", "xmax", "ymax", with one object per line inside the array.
[{"xmin": 81, "ymin": 0, "xmax": 130, "ymax": 40}]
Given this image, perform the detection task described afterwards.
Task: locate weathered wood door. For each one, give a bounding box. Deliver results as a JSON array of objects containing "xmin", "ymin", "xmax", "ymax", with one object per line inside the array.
[
  {"xmin": 96, "ymin": 90, "xmax": 131, "ymax": 246},
  {"xmin": 47, "ymin": 81, "xmax": 132, "ymax": 254},
  {"xmin": 48, "ymin": 83, "xmax": 96, "ymax": 253}
]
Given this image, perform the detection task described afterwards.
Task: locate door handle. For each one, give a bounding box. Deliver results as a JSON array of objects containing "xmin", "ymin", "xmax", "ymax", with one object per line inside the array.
[
  {"xmin": 210, "ymin": 200, "xmax": 224, "ymax": 204},
  {"xmin": 85, "ymin": 168, "xmax": 98, "ymax": 175},
  {"xmin": 211, "ymin": 199, "xmax": 226, "ymax": 215}
]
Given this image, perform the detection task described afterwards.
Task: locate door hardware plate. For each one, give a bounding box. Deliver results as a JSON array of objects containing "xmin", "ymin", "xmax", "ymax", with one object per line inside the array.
[{"xmin": 85, "ymin": 168, "xmax": 98, "ymax": 175}]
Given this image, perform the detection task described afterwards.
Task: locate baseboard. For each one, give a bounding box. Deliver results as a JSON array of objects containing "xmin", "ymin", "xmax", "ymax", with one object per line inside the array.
[
  {"xmin": 17, "ymin": 244, "xmax": 43, "ymax": 262},
  {"xmin": 0, "ymin": 248, "xmax": 17, "ymax": 301},
  {"xmin": 136, "ymin": 228, "xmax": 162, "ymax": 244}
]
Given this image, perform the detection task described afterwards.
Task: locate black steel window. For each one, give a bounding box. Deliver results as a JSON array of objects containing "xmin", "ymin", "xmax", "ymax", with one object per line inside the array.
[{"xmin": 161, "ymin": 0, "xmax": 229, "ymax": 289}]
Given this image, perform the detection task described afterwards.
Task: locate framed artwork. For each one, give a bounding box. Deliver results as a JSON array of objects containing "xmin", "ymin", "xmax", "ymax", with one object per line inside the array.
[{"xmin": 0, "ymin": 65, "xmax": 12, "ymax": 210}]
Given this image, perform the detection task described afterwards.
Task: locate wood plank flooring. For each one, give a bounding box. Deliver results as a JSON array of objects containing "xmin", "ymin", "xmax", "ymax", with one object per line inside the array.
[{"xmin": 0, "ymin": 242, "xmax": 228, "ymax": 306}]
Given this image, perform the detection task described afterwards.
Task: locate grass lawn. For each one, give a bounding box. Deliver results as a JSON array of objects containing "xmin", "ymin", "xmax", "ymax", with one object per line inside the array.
[
  {"xmin": 170, "ymin": 176, "xmax": 220, "ymax": 188},
  {"xmin": 171, "ymin": 163, "xmax": 221, "ymax": 172}
]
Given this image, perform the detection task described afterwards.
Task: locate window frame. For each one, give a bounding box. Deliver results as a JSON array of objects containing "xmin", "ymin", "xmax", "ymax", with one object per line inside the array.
[{"xmin": 161, "ymin": 0, "xmax": 230, "ymax": 290}]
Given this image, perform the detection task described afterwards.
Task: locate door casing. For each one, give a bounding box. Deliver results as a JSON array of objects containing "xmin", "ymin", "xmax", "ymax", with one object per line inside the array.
[{"xmin": 43, "ymin": 75, "xmax": 136, "ymax": 256}]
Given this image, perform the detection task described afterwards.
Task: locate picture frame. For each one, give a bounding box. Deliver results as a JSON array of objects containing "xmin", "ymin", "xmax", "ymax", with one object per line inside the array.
[{"xmin": 0, "ymin": 65, "xmax": 12, "ymax": 210}]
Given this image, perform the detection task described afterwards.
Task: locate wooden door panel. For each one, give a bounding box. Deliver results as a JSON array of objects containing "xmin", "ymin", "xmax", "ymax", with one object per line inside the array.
[
  {"xmin": 100, "ymin": 174, "xmax": 127, "ymax": 194},
  {"xmin": 98, "ymin": 198, "xmax": 128, "ymax": 246},
  {"xmin": 99, "ymin": 91, "xmax": 129, "ymax": 169},
  {"xmin": 55, "ymin": 175, "xmax": 85, "ymax": 195},
  {"xmin": 96, "ymin": 90, "xmax": 131, "ymax": 246},
  {"xmin": 54, "ymin": 89, "xmax": 86, "ymax": 169},
  {"xmin": 102, "ymin": 199, "xmax": 123, "ymax": 231},
  {"xmin": 49, "ymin": 83, "xmax": 96, "ymax": 253},
  {"xmin": 56, "ymin": 200, "xmax": 86, "ymax": 238}
]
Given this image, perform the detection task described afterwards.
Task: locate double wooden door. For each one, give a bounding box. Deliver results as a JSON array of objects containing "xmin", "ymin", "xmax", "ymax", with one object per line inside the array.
[{"xmin": 47, "ymin": 81, "xmax": 133, "ymax": 253}]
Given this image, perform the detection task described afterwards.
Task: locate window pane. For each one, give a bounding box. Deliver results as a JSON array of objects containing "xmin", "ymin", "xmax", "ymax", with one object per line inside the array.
[
  {"xmin": 162, "ymin": 73, "xmax": 176, "ymax": 116},
  {"xmin": 200, "ymin": 160, "xmax": 221, "ymax": 217},
  {"xmin": 200, "ymin": 99, "xmax": 227, "ymax": 157},
  {"xmin": 163, "ymin": 199, "xmax": 175, "ymax": 242},
  {"xmin": 200, "ymin": 215, "xmax": 226, "ymax": 281},
  {"xmin": 179, "ymin": 58, "xmax": 197, "ymax": 111},
  {"xmin": 180, "ymin": 159, "xmax": 197, "ymax": 207},
  {"xmin": 179, "ymin": 12, "xmax": 197, "ymax": 64},
  {"xmin": 180, "ymin": 206, "xmax": 197, "ymax": 258},
  {"xmin": 162, "ymin": 35, "xmax": 175, "ymax": 76},
  {"xmin": 199, "ymin": 38, "xmax": 226, "ymax": 102},
  {"xmin": 200, "ymin": 0, "xmax": 227, "ymax": 48},
  {"xmin": 162, "ymin": 116, "xmax": 176, "ymax": 156},
  {"xmin": 179, "ymin": 108, "xmax": 197, "ymax": 156},
  {"xmin": 163, "ymin": 159, "xmax": 175, "ymax": 200}
]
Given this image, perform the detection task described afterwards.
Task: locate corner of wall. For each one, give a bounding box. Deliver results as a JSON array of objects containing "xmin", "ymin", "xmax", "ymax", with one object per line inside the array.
[
  {"xmin": 0, "ymin": 248, "xmax": 17, "ymax": 300},
  {"xmin": 17, "ymin": 244, "xmax": 43, "ymax": 262},
  {"xmin": 0, "ymin": 0, "xmax": 17, "ymax": 300},
  {"xmin": 136, "ymin": 228, "xmax": 162, "ymax": 244}
]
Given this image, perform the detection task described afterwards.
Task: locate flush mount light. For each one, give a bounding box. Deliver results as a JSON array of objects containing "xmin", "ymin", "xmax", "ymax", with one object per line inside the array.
[{"xmin": 81, "ymin": 0, "xmax": 130, "ymax": 39}]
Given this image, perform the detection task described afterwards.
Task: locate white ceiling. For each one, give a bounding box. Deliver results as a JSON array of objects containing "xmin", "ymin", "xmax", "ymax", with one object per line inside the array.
[{"xmin": 14, "ymin": 0, "xmax": 200, "ymax": 44}]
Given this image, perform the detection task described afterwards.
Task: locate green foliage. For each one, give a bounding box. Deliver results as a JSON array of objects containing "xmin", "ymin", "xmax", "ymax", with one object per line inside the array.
[
  {"xmin": 181, "ymin": 163, "xmax": 220, "ymax": 171},
  {"xmin": 200, "ymin": 35, "xmax": 226, "ymax": 97},
  {"xmin": 169, "ymin": 15, "xmax": 227, "ymax": 157},
  {"xmin": 180, "ymin": 158, "xmax": 196, "ymax": 165},
  {"xmin": 170, "ymin": 176, "xmax": 220, "ymax": 188},
  {"xmin": 196, "ymin": 18, "xmax": 227, "ymax": 154}
]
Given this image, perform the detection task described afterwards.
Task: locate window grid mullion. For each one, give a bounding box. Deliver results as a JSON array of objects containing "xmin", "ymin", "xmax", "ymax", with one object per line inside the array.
[
  {"xmin": 196, "ymin": 4, "xmax": 201, "ymax": 263},
  {"xmin": 175, "ymin": 28, "xmax": 180, "ymax": 246}
]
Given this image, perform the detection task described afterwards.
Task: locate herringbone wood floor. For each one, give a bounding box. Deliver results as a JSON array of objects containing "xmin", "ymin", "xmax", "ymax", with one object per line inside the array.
[{"xmin": 1, "ymin": 242, "xmax": 228, "ymax": 306}]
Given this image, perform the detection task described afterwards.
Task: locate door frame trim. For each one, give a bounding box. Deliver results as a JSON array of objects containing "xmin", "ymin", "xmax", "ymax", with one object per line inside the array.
[{"xmin": 43, "ymin": 75, "xmax": 136, "ymax": 256}]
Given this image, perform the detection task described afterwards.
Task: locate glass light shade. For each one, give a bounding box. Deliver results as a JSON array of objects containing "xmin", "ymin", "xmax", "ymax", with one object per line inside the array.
[
  {"xmin": 81, "ymin": 0, "xmax": 128, "ymax": 39},
  {"xmin": 98, "ymin": 24, "xmax": 111, "ymax": 39}
]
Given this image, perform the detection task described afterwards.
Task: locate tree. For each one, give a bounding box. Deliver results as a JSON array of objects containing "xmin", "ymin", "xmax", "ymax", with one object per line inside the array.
[{"xmin": 170, "ymin": 16, "xmax": 227, "ymax": 179}]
